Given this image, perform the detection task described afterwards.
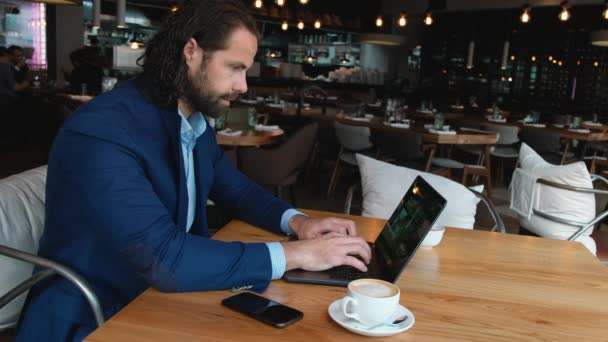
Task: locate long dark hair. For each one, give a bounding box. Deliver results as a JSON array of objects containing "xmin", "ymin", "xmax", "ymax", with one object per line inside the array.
[{"xmin": 138, "ymin": 0, "xmax": 258, "ymax": 106}]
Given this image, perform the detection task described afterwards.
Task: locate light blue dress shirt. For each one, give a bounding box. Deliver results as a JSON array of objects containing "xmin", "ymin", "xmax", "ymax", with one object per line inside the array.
[{"xmin": 177, "ymin": 110, "xmax": 304, "ymax": 280}]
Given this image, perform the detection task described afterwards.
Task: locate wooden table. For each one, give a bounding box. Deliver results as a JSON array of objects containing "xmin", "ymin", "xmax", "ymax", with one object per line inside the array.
[
  {"xmin": 336, "ymin": 115, "xmax": 497, "ymax": 193},
  {"xmin": 216, "ymin": 125, "xmax": 284, "ymax": 147},
  {"xmin": 85, "ymin": 209, "xmax": 608, "ymax": 341},
  {"xmin": 464, "ymin": 117, "xmax": 608, "ymax": 164}
]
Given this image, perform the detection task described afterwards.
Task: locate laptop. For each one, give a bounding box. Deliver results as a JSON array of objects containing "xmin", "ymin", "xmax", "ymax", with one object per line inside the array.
[{"xmin": 283, "ymin": 175, "xmax": 447, "ymax": 286}]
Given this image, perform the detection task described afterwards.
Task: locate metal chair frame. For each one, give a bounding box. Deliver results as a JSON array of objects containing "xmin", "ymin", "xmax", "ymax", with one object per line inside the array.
[
  {"xmin": 0, "ymin": 244, "xmax": 104, "ymax": 328},
  {"xmin": 532, "ymin": 174, "xmax": 608, "ymax": 242}
]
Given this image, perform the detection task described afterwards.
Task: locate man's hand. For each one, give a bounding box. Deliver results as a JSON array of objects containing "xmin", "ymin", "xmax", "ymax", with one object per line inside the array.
[
  {"xmin": 288, "ymin": 215, "xmax": 357, "ymax": 240},
  {"xmin": 281, "ymin": 233, "xmax": 372, "ymax": 272}
]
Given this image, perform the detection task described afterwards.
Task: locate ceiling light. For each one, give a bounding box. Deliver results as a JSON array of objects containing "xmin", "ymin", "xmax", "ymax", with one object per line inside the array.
[
  {"xmin": 398, "ymin": 13, "xmax": 407, "ymax": 27},
  {"xmin": 116, "ymin": 0, "xmax": 125, "ymax": 28},
  {"xmin": 92, "ymin": 0, "xmax": 100, "ymax": 28},
  {"xmin": 520, "ymin": 5, "xmax": 531, "ymax": 24},
  {"xmin": 531, "ymin": 56, "xmax": 536, "ymax": 61},
  {"xmin": 281, "ymin": 21, "xmax": 288, "ymax": 30},
  {"xmin": 305, "ymin": 55, "xmax": 316, "ymax": 63},
  {"xmin": 604, "ymin": 1, "xmax": 608, "ymax": 20},
  {"xmin": 424, "ymin": 12, "xmax": 433, "ymax": 26},
  {"xmin": 276, "ymin": 0, "xmax": 285, "ymax": 6},
  {"xmin": 254, "ymin": 0, "xmax": 263, "ymax": 9},
  {"xmin": 548, "ymin": 55, "xmax": 553, "ymax": 61},
  {"xmin": 297, "ymin": 20, "xmax": 304, "ymax": 30},
  {"xmin": 594, "ymin": 61, "xmax": 600, "ymax": 67},
  {"xmin": 314, "ymin": 19, "xmax": 321, "ymax": 29},
  {"xmin": 375, "ymin": 16, "xmax": 383, "ymax": 27},
  {"xmin": 559, "ymin": 1, "xmax": 570, "ymax": 22},
  {"xmin": 510, "ymin": 55, "xmax": 516, "ymax": 61},
  {"xmin": 299, "ymin": 0, "xmax": 308, "ymax": 4},
  {"xmin": 170, "ymin": 5, "xmax": 179, "ymax": 12},
  {"xmin": 558, "ymin": 60, "xmax": 563, "ymax": 66}
]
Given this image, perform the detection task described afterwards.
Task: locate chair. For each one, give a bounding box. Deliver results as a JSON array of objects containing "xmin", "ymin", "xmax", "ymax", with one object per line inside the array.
[
  {"xmin": 519, "ymin": 127, "xmax": 569, "ymax": 165},
  {"xmin": 344, "ymin": 156, "xmax": 506, "ymax": 233},
  {"xmin": 433, "ymin": 127, "xmax": 493, "ymax": 196},
  {"xmin": 0, "ymin": 167, "xmax": 104, "ymax": 331},
  {"xmin": 327, "ymin": 121, "xmax": 373, "ymax": 197},
  {"xmin": 515, "ymin": 175, "xmax": 608, "ymax": 264},
  {"xmin": 238, "ymin": 123, "xmax": 318, "ymax": 205},
  {"xmin": 484, "ymin": 123, "xmax": 520, "ymax": 184},
  {"xmin": 371, "ymin": 129, "xmax": 447, "ymax": 176}
]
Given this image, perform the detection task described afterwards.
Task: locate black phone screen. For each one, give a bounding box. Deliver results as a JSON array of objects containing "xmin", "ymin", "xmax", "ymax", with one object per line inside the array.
[{"xmin": 222, "ymin": 292, "xmax": 303, "ymax": 328}]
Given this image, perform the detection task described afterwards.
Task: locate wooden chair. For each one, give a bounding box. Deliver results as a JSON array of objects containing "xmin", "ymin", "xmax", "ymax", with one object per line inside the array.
[{"xmin": 238, "ymin": 123, "xmax": 318, "ymax": 205}]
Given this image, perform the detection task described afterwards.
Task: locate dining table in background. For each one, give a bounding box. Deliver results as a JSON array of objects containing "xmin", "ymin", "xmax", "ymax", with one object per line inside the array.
[
  {"xmin": 215, "ymin": 125, "xmax": 284, "ymax": 147},
  {"xmin": 84, "ymin": 209, "xmax": 608, "ymax": 342},
  {"xmin": 463, "ymin": 116, "xmax": 608, "ymax": 164},
  {"xmin": 336, "ymin": 115, "xmax": 498, "ymax": 193}
]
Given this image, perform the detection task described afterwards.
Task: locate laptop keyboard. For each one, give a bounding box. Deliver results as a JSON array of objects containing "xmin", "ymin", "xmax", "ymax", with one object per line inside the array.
[{"xmin": 329, "ymin": 265, "xmax": 366, "ymax": 280}]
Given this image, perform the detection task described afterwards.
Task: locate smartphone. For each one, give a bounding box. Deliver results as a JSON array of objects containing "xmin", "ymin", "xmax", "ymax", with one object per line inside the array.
[{"xmin": 221, "ymin": 292, "xmax": 303, "ymax": 328}]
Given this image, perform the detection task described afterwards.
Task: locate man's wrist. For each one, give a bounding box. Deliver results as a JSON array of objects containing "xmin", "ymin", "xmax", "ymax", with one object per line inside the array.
[{"xmin": 288, "ymin": 214, "xmax": 308, "ymax": 237}]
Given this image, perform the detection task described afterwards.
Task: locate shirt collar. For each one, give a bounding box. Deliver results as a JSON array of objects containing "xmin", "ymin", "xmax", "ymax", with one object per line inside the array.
[{"xmin": 177, "ymin": 110, "xmax": 207, "ymax": 145}]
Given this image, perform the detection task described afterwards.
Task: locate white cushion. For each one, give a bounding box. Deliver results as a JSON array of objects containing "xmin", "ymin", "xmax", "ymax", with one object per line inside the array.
[
  {"xmin": 0, "ymin": 166, "xmax": 47, "ymax": 329},
  {"xmin": 356, "ymin": 154, "xmax": 480, "ymax": 229},
  {"xmin": 517, "ymin": 143, "xmax": 596, "ymax": 254}
]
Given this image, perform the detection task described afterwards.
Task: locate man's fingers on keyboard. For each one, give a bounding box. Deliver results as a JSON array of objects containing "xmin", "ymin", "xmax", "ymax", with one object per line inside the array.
[{"xmin": 344, "ymin": 255, "xmax": 368, "ymax": 272}]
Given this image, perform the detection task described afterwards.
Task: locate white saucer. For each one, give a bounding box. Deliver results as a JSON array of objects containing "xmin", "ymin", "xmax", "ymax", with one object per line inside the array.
[{"xmin": 328, "ymin": 300, "xmax": 415, "ymax": 337}]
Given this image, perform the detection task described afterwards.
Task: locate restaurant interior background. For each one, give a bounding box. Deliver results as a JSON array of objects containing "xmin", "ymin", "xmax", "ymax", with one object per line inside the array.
[{"xmin": 1, "ymin": 0, "xmax": 608, "ymax": 177}]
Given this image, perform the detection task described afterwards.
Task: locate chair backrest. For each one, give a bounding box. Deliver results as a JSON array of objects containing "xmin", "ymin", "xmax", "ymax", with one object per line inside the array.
[
  {"xmin": 238, "ymin": 123, "xmax": 319, "ymax": 186},
  {"xmin": 0, "ymin": 166, "xmax": 47, "ymax": 329},
  {"xmin": 0, "ymin": 166, "xmax": 105, "ymax": 329},
  {"xmin": 334, "ymin": 121, "xmax": 372, "ymax": 152},
  {"xmin": 519, "ymin": 127, "xmax": 560, "ymax": 154},
  {"xmin": 371, "ymin": 129, "xmax": 423, "ymax": 161},
  {"xmin": 483, "ymin": 123, "xmax": 519, "ymax": 145}
]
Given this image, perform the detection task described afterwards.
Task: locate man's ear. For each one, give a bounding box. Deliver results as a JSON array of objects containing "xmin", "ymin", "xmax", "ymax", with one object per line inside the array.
[{"xmin": 183, "ymin": 38, "xmax": 203, "ymax": 70}]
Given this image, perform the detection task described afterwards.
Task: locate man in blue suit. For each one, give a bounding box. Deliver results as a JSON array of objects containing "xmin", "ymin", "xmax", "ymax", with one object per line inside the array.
[{"xmin": 16, "ymin": 1, "xmax": 371, "ymax": 340}]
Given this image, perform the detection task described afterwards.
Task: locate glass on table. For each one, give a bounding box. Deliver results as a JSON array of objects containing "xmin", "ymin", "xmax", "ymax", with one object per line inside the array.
[
  {"xmin": 433, "ymin": 113, "xmax": 445, "ymax": 130},
  {"xmin": 247, "ymin": 107, "xmax": 257, "ymax": 128},
  {"xmin": 572, "ymin": 116, "xmax": 582, "ymax": 129},
  {"xmin": 215, "ymin": 112, "xmax": 226, "ymax": 130}
]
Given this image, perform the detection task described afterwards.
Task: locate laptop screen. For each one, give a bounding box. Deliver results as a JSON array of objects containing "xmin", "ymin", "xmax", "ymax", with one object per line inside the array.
[{"xmin": 374, "ymin": 176, "xmax": 446, "ymax": 281}]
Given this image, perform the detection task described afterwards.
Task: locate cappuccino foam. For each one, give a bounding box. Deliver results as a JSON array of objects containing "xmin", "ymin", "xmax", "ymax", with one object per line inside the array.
[{"xmin": 352, "ymin": 281, "xmax": 398, "ymax": 298}]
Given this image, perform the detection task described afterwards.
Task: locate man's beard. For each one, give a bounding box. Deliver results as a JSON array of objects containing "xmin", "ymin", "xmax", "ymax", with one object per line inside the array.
[{"xmin": 181, "ymin": 63, "xmax": 237, "ymax": 119}]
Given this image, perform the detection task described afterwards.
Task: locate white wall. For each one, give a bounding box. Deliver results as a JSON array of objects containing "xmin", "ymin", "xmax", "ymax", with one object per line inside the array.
[{"xmin": 52, "ymin": 5, "xmax": 84, "ymax": 86}]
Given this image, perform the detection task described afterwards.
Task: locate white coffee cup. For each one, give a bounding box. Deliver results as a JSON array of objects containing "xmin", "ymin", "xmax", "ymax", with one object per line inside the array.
[
  {"xmin": 340, "ymin": 279, "xmax": 400, "ymax": 327},
  {"xmin": 421, "ymin": 225, "xmax": 445, "ymax": 247}
]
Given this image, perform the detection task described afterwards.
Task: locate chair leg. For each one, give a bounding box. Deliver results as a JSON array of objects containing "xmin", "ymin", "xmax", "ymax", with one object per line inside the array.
[{"xmin": 327, "ymin": 153, "xmax": 342, "ymax": 198}]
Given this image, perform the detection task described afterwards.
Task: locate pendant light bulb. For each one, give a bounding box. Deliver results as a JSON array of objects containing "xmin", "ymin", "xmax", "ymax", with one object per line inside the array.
[
  {"xmin": 276, "ymin": 0, "xmax": 285, "ymax": 6},
  {"xmin": 520, "ymin": 5, "xmax": 531, "ymax": 23},
  {"xmin": 254, "ymin": 0, "xmax": 262, "ymax": 9},
  {"xmin": 299, "ymin": 0, "xmax": 308, "ymax": 4},
  {"xmin": 314, "ymin": 19, "xmax": 321, "ymax": 29},
  {"xmin": 281, "ymin": 21, "xmax": 288, "ymax": 30},
  {"xmin": 559, "ymin": 1, "xmax": 570, "ymax": 22},
  {"xmin": 424, "ymin": 12, "xmax": 433, "ymax": 26},
  {"xmin": 398, "ymin": 14, "xmax": 407, "ymax": 27},
  {"xmin": 297, "ymin": 20, "xmax": 304, "ymax": 30},
  {"xmin": 375, "ymin": 16, "xmax": 383, "ymax": 27}
]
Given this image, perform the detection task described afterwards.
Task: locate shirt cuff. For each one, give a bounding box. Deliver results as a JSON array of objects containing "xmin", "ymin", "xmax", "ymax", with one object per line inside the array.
[
  {"xmin": 280, "ymin": 209, "xmax": 307, "ymax": 235},
  {"xmin": 265, "ymin": 242, "xmax": 286, "ymax": 280}
]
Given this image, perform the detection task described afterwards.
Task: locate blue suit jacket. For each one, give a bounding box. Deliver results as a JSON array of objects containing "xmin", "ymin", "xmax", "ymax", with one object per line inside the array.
[{"xmin": 16, "ymin": 79, "xmax": 292, "ymax": 341}]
